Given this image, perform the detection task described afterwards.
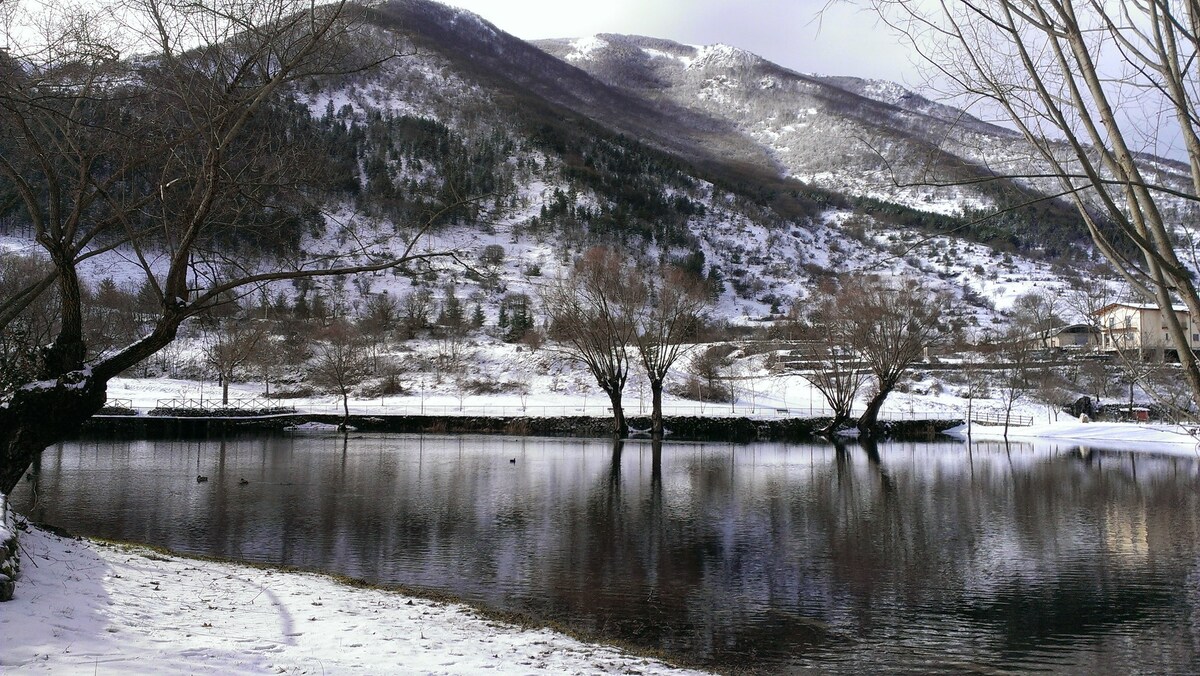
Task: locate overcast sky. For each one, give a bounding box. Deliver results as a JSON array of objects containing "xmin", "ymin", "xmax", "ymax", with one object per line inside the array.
[{"xmin": 439, "ymin": 0, "xmax": 921, "ymax": 84}]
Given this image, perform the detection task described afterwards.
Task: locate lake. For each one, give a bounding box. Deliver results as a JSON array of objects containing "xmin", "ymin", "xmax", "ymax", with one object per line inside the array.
[{"xmin": 10, "ymin": 434, "xmax": 1200, "ymax": 673}]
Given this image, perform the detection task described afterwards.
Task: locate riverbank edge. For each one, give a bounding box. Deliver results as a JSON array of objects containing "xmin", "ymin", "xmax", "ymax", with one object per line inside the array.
[
  {"xmin": 82, "ymin": 413, "xmax": 964, "ymax": 442},
  {"xmin": 15, "ymin": 521, "xmax": 717, "ymax": 674}
]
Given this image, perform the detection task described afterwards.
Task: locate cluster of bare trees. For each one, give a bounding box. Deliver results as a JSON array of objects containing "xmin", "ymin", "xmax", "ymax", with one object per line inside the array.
[
  {"xmin": 542, "ymin": 247, "xmax": 709, "ymax": 438},
  {"xmin": 791, "ymin": 275, "xmax": 948, "ymax": 434},
  {"xmin": 539, "ymin": 262, "xmax": 954, "ymax": 440}
]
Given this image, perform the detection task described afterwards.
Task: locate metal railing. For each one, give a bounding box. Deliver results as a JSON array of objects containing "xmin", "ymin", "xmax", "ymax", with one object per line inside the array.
[
  {"xmin": 98, "ymin": 398, "xmax": 133, "ymax": 410},
  {"xmin": 102, "ymin": 396, "xmax": 960, "ymax": 422},
  {"xmin": 970, "ymin": 411, "xmax": 1033, "ymax": 427},
  {"xmin": 147, "ymin": 398, "xmax": 296, "ymax": 417},
  {"xmin": 279, "ymin": 401, "xmax": 959, "ymax": 421}
]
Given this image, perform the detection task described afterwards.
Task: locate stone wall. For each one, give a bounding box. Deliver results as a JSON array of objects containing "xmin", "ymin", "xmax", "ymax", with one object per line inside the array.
[
  {"xmin": 0, "ymin": 493, "xmax": 18, "ymax": 601},
  {"xmin": 83, "ymin": 412, "xmax": 964, "ymax": 442}
]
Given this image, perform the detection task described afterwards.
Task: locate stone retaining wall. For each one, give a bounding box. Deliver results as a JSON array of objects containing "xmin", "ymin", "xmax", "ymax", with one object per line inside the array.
[
  {"xmin": 0, "ymin": 493, "xmax": 18, "ymax": 602},
  {"xmin": 84, "ymin": 413, "xmax": 963, "ymax": 442}
]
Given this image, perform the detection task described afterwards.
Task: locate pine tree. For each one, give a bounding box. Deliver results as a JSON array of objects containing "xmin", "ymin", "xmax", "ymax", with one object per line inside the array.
[{"xmin": 438, "ymin": 285, "xmax": 464, "ymax": 333}]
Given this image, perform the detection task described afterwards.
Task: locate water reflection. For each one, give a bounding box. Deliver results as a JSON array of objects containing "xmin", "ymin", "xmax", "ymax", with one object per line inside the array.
[{"xmin": 11, "ymin": 435, "xmax": 1200, "ymax": 673}]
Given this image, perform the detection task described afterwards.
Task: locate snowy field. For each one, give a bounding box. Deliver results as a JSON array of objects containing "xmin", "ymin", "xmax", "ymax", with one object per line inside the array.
[
  {"xmin": 1, "ymin": 525, "xmax": 707, "ymax": 675},
  {"xmin": 101, "ymin": 367, "xmax": 968, "ymax": 423}
]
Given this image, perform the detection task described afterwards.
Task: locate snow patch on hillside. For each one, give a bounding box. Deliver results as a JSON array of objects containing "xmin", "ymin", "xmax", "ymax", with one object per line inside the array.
[
  {"xmin": 640, "ymin": 46, "xmax": 694, "ymax": 67},
  {"xmin": 689, "ymin": 44, "xmax": 760, "ymax": 70},
  {"xmin": 564, "ymin": 36, "xmax": 609, "ymax": 61}
]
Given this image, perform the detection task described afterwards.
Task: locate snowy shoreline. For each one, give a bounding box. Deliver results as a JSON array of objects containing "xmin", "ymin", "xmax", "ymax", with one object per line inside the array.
[
  {"xmin": 944, "ymin": 420, "xmax": 1200, "ymax": 455},
  {"xmin": 2, "ymin": 525, "xmax": 709, "ymax": 675}
]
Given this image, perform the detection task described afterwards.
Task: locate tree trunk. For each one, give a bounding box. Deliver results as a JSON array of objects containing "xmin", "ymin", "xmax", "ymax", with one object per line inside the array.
[
  {"xmin": 40, "ymin": 252, "xmax": 86, "ymax": 378},
  {"xmin": 0, "ymin": 375, "xmax": 107, "ymax": 494},
  {"xmin": 604, "ymin": 387, "xmax": 628, "ymax": 437},
  {"xmin": 222, "ymin": 376, "xmax": 230, "ymax": 406},
  {"xmin": 340, "ymin": 391, "xmax": 350, "ymax": 431},
  {"xmin": 650, "ymin": 379, "xmax": 665, "ymax": 438},
  {"xmin": 819, "ymin": 410, "xmax": 849, "ymax": 436},
  {"xmin": 856, "ymin": 385, "xmax": 893, "ymax": 435},
  {"xmin": 0, "ymin": 312, "xmax": 188, "ymax": 489},
  {"xmin": 966, "ymin": 393, "xmax": 974, "ymax": 440}
]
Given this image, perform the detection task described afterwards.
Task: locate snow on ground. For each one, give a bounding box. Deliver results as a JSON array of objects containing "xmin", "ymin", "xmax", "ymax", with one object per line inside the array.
[
  {"xmin": 1, "ymin": 525, "xmax": 707, "ymax": 675},
  {"xmin": 283, "ymin": 421, "xmax": 354, "ymax": 432},
  {"xmin": 946, "ymin": 420, "xmax": 1200, "ymax": 455},
  {"xmin": 101, "ymin": 368, "xmax": 958, "ymax": 422}
]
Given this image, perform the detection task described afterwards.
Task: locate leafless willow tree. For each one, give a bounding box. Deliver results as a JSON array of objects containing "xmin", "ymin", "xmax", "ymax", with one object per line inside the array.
[
  {"xmin": 0, "ymin": 0, "xmax": 451, "ymax": 493},
  {"xmin": 867, "ymin": 0, "xmax": 1200, "ymax": 410},
  {"xmin": 633, "ymin": 266, "xmax": 708, "ymax": 438},
  {"xmin": 795, "ymin": 296, "xmax": 870, "ymax": 434},
  {"xmin": 542, "ymin": 247, "xmax": 640, "ymax": 436},
  {"xmin": 842, "ymin": 275, "xmax": 947, "ymax": 433}
]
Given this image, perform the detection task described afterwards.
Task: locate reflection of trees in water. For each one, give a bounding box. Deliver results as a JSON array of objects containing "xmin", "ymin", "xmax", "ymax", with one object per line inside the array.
[
  {"xmin": 535, "ymin": 438, "xmax": 833, "ymax": 666},
  {"xmin": 592, "ymin": 439, "xmax": 1200, "ymax": 668},
  {"xmin": 10, "ymin": 436, "xmax": 1200, "ymax": 671},
  {"xmin": 804, "ymin": 440, "xmax": 1200, "ymax": 669}
]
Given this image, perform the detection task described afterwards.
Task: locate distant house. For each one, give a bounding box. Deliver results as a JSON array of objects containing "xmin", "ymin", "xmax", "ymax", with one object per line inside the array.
[
  {"xmin": 1033, "ymin": 323, "xmax": 1100, "ymax": 350},
  {"xmin": 1094, "ymin": 302, "xmax": 1200, "ymax": 356}
]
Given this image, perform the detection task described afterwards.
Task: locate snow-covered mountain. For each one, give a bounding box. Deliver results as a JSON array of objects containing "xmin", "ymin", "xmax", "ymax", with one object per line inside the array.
[
  {"xmin": 534, "ymin": 33, "xmax": 1083, "ymax": 244},
  {"xmin": 3, "ymin": 0, "xmax": 1154, "ymax": 332},
  {"xmin": 309, "ymin": 1, "xmax": 1118, "ymax": 319}
]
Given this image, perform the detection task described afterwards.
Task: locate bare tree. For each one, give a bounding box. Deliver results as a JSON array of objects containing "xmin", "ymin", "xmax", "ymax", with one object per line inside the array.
[
  {"xmin": 360, "ymin": 291, "xmax": 399, "ymax": 372},
  {"xmin": 685, "ymin": 344, "xmax": 735, "ymax": 405},
  {"xmin": 633, "ymin": 266, "xmax": 708, "ymax": 438},
  {"xmin": 542, "ymin": 247, "xmax": 640, "ymax": 436},
  {"xmin": 400, "ymin": 288, "xmax": 434, "ymax": 338},
  {"xmin": 247, "ymin": 331, "xmax": 289, "ymax": 398},
  {"xmin": 1010, "ymin": 289, "xmax": 1065, "ymax": 348},
  {"xmin": 0, "ymin": 254, "xmax": 59, "ymax": 395},
  {"xmin": 309, "ymin": 321, "xmax": 370, "ymax": 430},
  {"xmin": 867, "ymin": 0, "xmax": 1200, "ymax": 410},
  {"xmin": 955, "ymin": 331, "xmax": 993, "ymax": 437},
  {"xmin": 996, "ymin": 327, "xmax": 1038, "ymax": 437},
  {"xmin": 841, "ymin": 275, "xmax": 947, "ymax": 433},
  {"xmin": 1064, "ymin": 279, "xmax": 1117, "ymax": 354},
  {"xmin": 201, "ymin": 314, "xmax": 267, "ymax": 405},
  {"xmin": 796, "ymin": 296, "xmax": 870, "ymax": 435},
  {"xmin": 85, "ymin": 277, "xmax": 151, "ymax": 358},
  {"xmin": 362, "ymin": 291, "xmax": 400, "ymax": 335},
  {"xmin": 1065, "ymin": 280, "xmax": 1116, "ymax": 326},
  {"xmin": 0, "ymin": 0, "xmax": 452, "ymax": 493},
  {"xmin": 1142, "ymin": 363, "xmax": 1196, "ymax": 421}
]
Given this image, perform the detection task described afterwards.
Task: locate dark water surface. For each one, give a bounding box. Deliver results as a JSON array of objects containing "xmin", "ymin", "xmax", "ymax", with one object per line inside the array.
[{"xmin": 11, "ymin": 434, "xmax": 1200, "ymax": 673}]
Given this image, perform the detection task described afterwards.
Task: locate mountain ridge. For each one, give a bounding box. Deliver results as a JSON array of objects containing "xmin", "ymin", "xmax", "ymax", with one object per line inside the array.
[{"xmin": 1, "ymin": 0, "xmax": 1147, "ymax": 339}]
